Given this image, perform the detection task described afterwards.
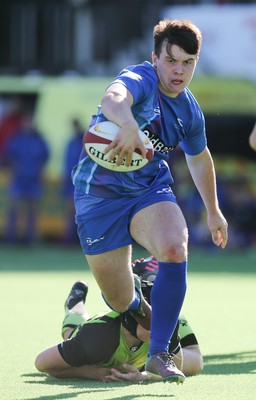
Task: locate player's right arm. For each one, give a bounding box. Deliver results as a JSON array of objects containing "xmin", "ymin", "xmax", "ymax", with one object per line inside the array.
[
  {"xmin": 35, "ymin": 344, "xmax": 112, "ymax": 380},
  {"xmin": 102, "ymin": 82, "xmax": 135, "ymax": 128},
  {"xmin": 101, "ymin": 83, "xmax": 147, "ymax": 166}
]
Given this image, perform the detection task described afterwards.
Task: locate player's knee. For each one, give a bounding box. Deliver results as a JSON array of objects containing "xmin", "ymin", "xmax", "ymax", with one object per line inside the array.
[
  {"xmin": 158, "ymin": 242, "xmax": 188, "ymax": 263},
  {"xmin": 155, "ymin": 229, "xmax": 188, "ymax": 262},
  {"xmin": 105, "ymin": 293, "xmax": 133, "ymax": 313}
]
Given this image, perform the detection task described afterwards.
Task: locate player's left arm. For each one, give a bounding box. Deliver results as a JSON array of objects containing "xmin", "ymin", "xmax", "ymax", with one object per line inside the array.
[
  {"xmin": 180, "ymin": 345, "xmax": 204, "ymax": 377},
  {"xmin": 249, "ymin": 122, "xmax": 256, "ymax": 151},
  {"xmin": 185, "ymin": 146, "xmax": 228, "ymax": 249}
]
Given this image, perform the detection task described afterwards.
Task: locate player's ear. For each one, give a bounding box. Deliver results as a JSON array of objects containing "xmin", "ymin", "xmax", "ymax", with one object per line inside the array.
[{"xmin": 152, "ymin": 52, "xmax": 157, "ymax": 67}]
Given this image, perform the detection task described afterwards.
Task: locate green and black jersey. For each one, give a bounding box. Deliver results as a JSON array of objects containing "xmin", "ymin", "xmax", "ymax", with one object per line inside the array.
[
  {"xmin": 58, "ymin": 310, "xmax": 198, "ymax": 371},
  {"xmin": 58, "ymin": 310, "xmax": 149, "ymax": 372}
]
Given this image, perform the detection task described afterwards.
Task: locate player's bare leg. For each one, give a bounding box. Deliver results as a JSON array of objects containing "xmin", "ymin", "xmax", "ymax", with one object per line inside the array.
[
  {"xmin": 86, "ymin": 246, "xmax": 134, "ymax": 312},
  {"xmin": 86, "ymin": 246, "xmax": 151, "ymax": 329}
]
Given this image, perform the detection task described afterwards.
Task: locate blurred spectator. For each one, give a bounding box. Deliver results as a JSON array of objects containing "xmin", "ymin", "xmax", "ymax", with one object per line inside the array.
[
  {"xmin": 0, "ymin": 97, "xmax": 24, "ymax": 166},
  {"xmin": 249, "ymin": 122, "xmax": 256, "ymax": 152},
  {"xmin": 4, "ymin": 113, "xmax": 49, "ymax": 244},
  {"xmin": 219, "ymin": 157, "xmax": 256, "ymax": 248},
  {"xmin": 170, "ymin": 150, "xmax": 256, "ymax": 249},
  {"xmin": 61, "ymin": 118, "xmax": 84, "ymax": 244}
]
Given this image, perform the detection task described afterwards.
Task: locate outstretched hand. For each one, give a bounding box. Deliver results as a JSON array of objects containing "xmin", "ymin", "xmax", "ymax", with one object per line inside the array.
[{"xmin": 103, "ymin": 364, "xmax": 145, "ymax": 382}]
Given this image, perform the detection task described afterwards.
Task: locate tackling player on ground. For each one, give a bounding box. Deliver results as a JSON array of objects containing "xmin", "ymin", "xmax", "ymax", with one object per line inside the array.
[{"xmin": 35, "ymin": 257, "xmax": 203, "ymax": 382}]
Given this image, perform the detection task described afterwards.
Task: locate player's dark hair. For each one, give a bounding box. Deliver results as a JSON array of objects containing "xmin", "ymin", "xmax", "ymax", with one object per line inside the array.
[{"xmin": 153, "ymin": 19, "xmax": 202, "ymax": 57}]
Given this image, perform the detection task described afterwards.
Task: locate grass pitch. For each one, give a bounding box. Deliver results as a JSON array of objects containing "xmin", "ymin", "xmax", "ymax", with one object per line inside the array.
[{"xmin": 1, "ymin": 244, "xmax": 256, "ymax": 400}]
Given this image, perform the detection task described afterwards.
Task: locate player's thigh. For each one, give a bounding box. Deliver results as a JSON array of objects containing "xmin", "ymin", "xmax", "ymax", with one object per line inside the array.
[
  {"xmin": 130, "ymin": 201, "xmax": 188, "ymax": 260},
  {"xmin": 86, "ymin": 245, "xmax": 134, "ymax": 303}
]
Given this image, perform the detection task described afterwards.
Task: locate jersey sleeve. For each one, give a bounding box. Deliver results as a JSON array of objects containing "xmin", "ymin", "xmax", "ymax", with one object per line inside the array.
[
  {"xmin": 112, "ymin": 62, "xmax": 158, "ymax": 105},
  {"xmin": 179, "ymin": 93, "xmax": 207, "ymax": 156}
]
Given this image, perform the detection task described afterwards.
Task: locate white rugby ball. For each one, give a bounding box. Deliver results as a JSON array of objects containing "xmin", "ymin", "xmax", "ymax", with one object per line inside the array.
[{"xmin": 83, "ymin": 121, "xmax": 154, "ymax": 172}]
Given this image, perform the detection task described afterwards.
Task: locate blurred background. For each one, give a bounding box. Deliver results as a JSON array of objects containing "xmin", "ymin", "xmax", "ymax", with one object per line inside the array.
[{"xmin": 0, "ymin": 0, "xmax": 255, "ymax": 249}]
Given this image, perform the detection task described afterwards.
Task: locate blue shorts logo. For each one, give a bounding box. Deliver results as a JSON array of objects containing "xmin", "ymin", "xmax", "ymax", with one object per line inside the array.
[{"xmin": 86, "ymin": 236, "xmax": 105, "ymax": 246}]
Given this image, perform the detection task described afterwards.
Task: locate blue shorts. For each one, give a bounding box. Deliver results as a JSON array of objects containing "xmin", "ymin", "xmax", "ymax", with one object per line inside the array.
[{"xmin": 74, "ymin": 185, "xmax": 177, "ymax": 255}]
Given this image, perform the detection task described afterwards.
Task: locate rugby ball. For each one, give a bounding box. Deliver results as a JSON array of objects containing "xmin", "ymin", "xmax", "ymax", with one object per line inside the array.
[{"xmin": 83, "ymin": 121, "xmax": 154, "ymax": 172}]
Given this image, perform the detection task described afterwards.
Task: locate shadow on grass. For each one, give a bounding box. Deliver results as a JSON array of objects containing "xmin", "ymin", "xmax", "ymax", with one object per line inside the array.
[
  {"xmin": 22, "ymin": 373, "xmax": 174, "ymax": 399},
  {"xmin": 202, "ymin": 350, "xmax": 256, "ymax": 375},
  {"xmin": 21, "ymin": 351, "xmax": 256, "ymax": 399},
  {"xmin": 1, "ymin": 243, "xmax": 256, "ymax": 274}
]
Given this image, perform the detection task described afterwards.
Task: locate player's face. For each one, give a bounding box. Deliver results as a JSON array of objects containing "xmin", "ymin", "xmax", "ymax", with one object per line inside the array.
[{"xmin": 152, "ymin": 43, "xmax": 198, "ymax": 98}]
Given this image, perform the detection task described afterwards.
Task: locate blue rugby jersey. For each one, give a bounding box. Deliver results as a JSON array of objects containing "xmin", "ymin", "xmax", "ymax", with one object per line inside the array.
[{"xmin": 72, "ymin": 61, "xmax": 207, "ymax": 198}]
